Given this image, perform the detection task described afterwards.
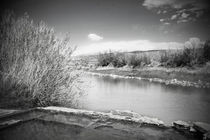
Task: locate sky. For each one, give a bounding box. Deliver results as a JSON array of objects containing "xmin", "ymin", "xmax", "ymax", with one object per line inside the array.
[{"xmin": 1, "ymin": 0, "xmax": 210, "ymax": 55}]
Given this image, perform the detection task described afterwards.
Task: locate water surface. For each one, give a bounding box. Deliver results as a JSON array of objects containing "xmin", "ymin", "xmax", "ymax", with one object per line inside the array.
[{"xmin": 80, "ymin": 74, "xmax": 210, "ymax": 124}]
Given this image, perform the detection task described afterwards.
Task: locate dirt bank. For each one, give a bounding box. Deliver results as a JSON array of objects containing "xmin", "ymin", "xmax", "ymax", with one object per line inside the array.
[{"xmin": 89, "ymin": 66, "xmax": 210, "ymax": 88}]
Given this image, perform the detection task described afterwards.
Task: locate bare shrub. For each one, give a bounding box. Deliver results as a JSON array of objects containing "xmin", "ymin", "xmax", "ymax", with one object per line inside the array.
[
  {"xmin": 97, "ymin": 51, "xmax": 151, "ymax": 68},
  {"xmin": 0, "ymin": 11, "xmax": 82, "ymax": 108},
  {"xmin": 127, "ymin": 54, "xmax": 142, "ymax": 68},
  {"xmin": 204, "ymin": 40, "xmax": 210, "ymax": 61},
  {"xmin": 97, "ymin": 51, "xmax": 126, "ymax": 67},
  {"xmin": 111, "ymin": 53, "xmax": 126, "ymax": 67},
  {"xmin": 97, "ymin": 51, "xmax": 114, "ymax": 67},
  {"xmin": 160, "ymin": 42, "xmax": 207, "ymax": 67},
  {"xmin": 127, "ymin": 54, "xmax": 151, "ymax": 68}
]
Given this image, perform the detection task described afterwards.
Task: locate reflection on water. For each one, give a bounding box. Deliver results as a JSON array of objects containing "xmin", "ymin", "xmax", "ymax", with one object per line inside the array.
[{"xmin": 80, "ymin": 74, "xmax": 210, "ymax": 124}]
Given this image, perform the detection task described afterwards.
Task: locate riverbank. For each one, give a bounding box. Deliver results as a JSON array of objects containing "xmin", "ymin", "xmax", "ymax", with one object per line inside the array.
[
  {"xmin": 88, "ymin": 65, "xmax": 210, "ymax": 88},
  {"xmin": 0, "ymin": 106, "xmax": 206, "ymax": 140}
]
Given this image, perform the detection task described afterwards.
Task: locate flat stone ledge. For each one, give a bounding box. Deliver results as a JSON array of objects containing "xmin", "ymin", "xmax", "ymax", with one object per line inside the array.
[
  {"xmin": 173, "ymin": 120, "xmax": 191, "ymax": 130},
  {"xmin": 193, "ymin": 122, "xmax": 210, "ymax": 140},
  {"xmin": 40, "ymin": 106, "xmax": 165, "ymax": 127},
  {"xmin": 193, "ymin": 122, "xmax": 210, "ymax": 133}
]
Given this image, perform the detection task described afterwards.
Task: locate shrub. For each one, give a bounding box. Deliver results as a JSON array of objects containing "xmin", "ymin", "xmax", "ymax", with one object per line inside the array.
[
  {"xmin": 97, "ymin": 51, "xmax": 151, "ymax": 68},
  {"xmin": 177, "ymin": 46, "xmax": 206, "ymax": 66},
  {"xmin": 97, "ymin": 51, "xmax": 113, "ymax": 66},
  {"xmin": 141, "ymin": 54, "xmax": 151, "ymax": 65},
  {"xmin": 163, "ymin": 49, "xmax": 196, "ymax": 67},
  {"xmin": 160, "ymin": 51, "xmax": 169, "ymax": 65},
  {"xmin": 0, "ymin": 11, "xmax": 82, "ymax": 107},
  {"xmin": 160, "ymin": 43, "xmax": 207, "ymax": 67},
  {"xmin": 178, "ymin": 47, "xmax": 191, "ymax": 66},
  {"xmin": 204, "ymin": 40, "xmax": 210, "ymax": 61},
  {"xmin": 127, "ymin": 55, "xmax": 141, "ymax": 68},
  {"xmin": 97, "ymin": 39, "xmax": 209, "ymax": 68},
  {"xmin": 97, "ymin": 51, "xmax": 126, "ymax": 67},
  {"xmin": 111, "ymin": 53, "xmax": 126, "ymax": 67}
]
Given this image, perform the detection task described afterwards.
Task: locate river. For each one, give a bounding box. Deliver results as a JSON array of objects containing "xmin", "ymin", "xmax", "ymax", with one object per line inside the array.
[{"xmin": 80, "ymin": 74, "xmax": 210, "ymax": 124}]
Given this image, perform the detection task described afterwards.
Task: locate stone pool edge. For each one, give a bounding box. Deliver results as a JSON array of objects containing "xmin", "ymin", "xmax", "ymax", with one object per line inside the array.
[{"xmin": 0, "ymin": 106, "xmax": 210, "ymax": 139}]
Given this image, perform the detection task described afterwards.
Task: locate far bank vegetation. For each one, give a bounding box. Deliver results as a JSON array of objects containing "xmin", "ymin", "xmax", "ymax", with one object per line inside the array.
[{"xmin": 97, "ymin": 39, "xmax": 210, "ymax": 68}]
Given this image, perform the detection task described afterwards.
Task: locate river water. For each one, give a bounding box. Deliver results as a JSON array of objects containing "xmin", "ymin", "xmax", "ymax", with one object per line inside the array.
[{"xmin": 80, "ymin": 74, "xmax": 210, "ymax": 124}]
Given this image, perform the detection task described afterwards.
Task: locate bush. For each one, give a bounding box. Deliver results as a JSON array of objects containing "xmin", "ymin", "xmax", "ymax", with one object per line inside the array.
[
  {"xmin": 126, "ymin": 54, "xmax": 151, "ymax": 68},
  {"xmin": 176, "ymin": 47, "xmax": 191, "ymax": 66},
  {"xmin": 141, "ymin": 54, "xmax": 151, "ymax": 65},
  {"xmin": 204, "ymin": 40, "xmax": 210, "ymax": 61},
  {"xmin": 112, "ymin": 53, "xmax": 126, "ymax": 67},
  {"xmin": 160, "ymin": 51, "xmax": 169, "ymax": 64},
  {"xmin": 175, "ymin": 46, "xmax": 206, "ymax": 67},
  {"xmin": 97, "ymin": 51, "xmax": 151, "ymax": 68},
  {"xmin": 0, "ymin": 11, "xmax": 82, "ymax": 107},
  {"xmin": 97, "ymin": 51, "xmax": 126, "ymax": 67},
  {"xmin": 97, "ymin": 39, "xmax": 209, "ymax": 68},
  {"xmin": 127, "ymin": 55, "xmax": 141, "ymax": 68},
  {"xmin": 97, "ymin": 51, "xmax": 113, "ymax": 66},
  {"xmin": 160, "ymin": 43, "xmax": 207, "ymax": 67}
]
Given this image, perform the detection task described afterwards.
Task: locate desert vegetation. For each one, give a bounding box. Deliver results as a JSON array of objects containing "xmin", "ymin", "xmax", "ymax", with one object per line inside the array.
[
  {"xmin": 97, "ymin": 40, "xmax": 210, "ymax": 68},
  {"xmin": 97, "ymin": 51, "xmax": 151, "ymax": 68},
  {"xmin": 160, "ymin": 42, "xmax": 210, "ymax": 67},
  {"xmin": 0, "ymin": 11, "xmax": 82, "ymax": 108},
  {"xmin": 97, "ymin": 51, "xmax": 126, "ymax": 67}
]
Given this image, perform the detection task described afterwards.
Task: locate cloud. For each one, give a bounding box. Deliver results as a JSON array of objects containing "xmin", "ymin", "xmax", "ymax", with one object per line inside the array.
[
  {"xmin": 163, "ymin": 10, "xmax": 167, "ymax": 14},
  {"xmin": 73, "ymin": 40, "xmax": 183, "ymax": 55},
  {"xmin": 88, "ymin": 33, "xmax": 103, "ymax": 41},
  {"xmin": 142, "ymin": 0, "xmax": 209, "ymax": 24},
  {"xmin": 164, "ymin": 22, "xmax": 170, "ymax": 25},
  {"xmin": 160, "ymin": 19, "xmax": 165, "ymax": 22},
  {"xmin": 181, "ymin": 13, "xmax": 190, "ymax": 18},
  {"xmin": 159, "ymin": 19, "xmax": 171, "ymax": 26},
  {"xmin": 157, "ymin": 10, "xmax": 168, "ymax": 14},
  {"xmin": 177, "ymin": 19, "xmax": 189, "ymax": 23},
  {"xmin": 177, "ymin": 14, "xmax": 196, "ymax": 24},
  {"xmin": 157, "ymin": 10, "xmax": 161, "ymax": 14},
  {"xmin": 195, "ymin": 11, "xmax": 204, "ymax": 18},
  {"xmin": 171, "ymin": 14, "xmax": 178, "ymax": 20},
  {"xmin": 142, "ymin": 0, "xmax": 209, "ymax": 10},
  {"xmin": 142, "ymin": 0, "xmax": 175, "ymax": 9}
]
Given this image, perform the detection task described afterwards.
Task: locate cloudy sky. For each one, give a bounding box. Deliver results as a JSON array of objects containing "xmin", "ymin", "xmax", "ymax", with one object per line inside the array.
[{"xmin": 1, "ymin": 0, "xmax": 210, "ymax": 55}]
